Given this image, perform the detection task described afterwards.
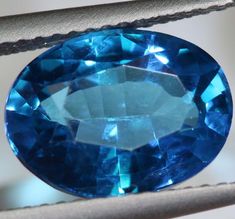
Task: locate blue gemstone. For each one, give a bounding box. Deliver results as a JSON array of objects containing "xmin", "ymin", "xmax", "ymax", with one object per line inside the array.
[{"xmin": 5, "ymin": 29, "xmax": 233, "ymax": 197}]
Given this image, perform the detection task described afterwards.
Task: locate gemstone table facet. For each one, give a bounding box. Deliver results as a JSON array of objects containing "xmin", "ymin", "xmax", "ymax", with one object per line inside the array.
[{"xmin": 5, "ymin": 29, "xmax": 233, "ymax": 197}]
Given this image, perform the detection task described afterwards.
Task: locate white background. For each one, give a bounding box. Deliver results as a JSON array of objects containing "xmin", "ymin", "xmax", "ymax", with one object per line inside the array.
[
  {"xmin": 0, "ymin": 0, "xmax": 131, "ymax": 16},
  {"xmin": 0, "ymin": 1, "xmax": 235, "ymax": 218}
]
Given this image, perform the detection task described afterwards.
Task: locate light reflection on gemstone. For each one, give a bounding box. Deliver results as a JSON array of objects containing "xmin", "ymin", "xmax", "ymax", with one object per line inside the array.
[
  {"xmin": 5, "ymin": 29, "xmax": 233, "ymax": 197},
  {"xmin": 40, "ymin": 65, "xmax": 199, "ymax": 151}
]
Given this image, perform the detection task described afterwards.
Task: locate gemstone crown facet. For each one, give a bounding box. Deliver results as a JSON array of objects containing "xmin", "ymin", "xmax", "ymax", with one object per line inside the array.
[{"xmin": 5, "ymin": 29, "xmax": 233, "ymax": 197}]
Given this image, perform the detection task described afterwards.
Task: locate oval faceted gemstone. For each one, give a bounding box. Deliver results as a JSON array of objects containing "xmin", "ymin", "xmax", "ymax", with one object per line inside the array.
[{"xmin": 5, "ymin": 29, "xmax": 233, "ymax": 197}]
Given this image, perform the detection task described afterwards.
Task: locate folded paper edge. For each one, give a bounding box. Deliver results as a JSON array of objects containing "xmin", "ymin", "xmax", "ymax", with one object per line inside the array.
[
  {"xmin": 0, "ymin": 0, "xmax": 234, "ymax": 56},
  {"xmin": 1, "ymin": 182, "xmax": 235, "ymax": 219}
]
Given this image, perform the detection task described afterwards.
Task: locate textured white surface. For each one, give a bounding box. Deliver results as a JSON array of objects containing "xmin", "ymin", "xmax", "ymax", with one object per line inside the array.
[
  {"xmin": 0, "ymin": 1, "xmax": 235, "ymax": 218},
  {"xmin": 0, "ymin": 0, "xmax": 233, "ymax": 44},
  {"xmin": 1, "ymin": 183, "xmax": 235, "ymax": 219}
]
